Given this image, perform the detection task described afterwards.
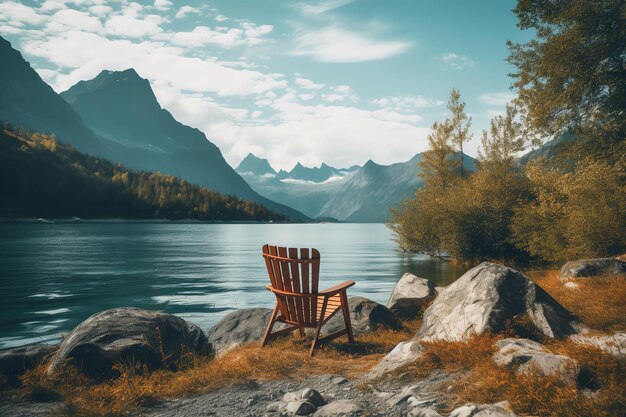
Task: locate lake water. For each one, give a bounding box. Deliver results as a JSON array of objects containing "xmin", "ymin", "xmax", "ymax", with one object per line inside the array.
[{"xmin": 0, "ymin": 223, "xmax": 469, "ymax": 349}]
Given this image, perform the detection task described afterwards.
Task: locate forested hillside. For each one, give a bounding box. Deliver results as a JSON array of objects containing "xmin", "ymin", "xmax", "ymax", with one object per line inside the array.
[{"xmin": 0, "ymin": 126, "xmax": 287, "ymax": 222}]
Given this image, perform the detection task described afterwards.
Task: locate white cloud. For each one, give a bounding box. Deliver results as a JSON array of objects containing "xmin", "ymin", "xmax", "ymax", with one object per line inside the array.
[
  {"xmin": 371, "ymin": 95, "xmax": 444, "ymax": 113},
  {"xmin": 105, "ymin": 14, "xmax": 163, "ymax": 38},
  {"xmin": 22, "ymin": 30, "xmax": 287, "ymax": 96},
  {"xmin": 171, "ymin": 23, "xmax": 272, "ymax": 49},
  {"xmin": 438, "ymin": 52, "xmax": 475, "ymax": 70},
  {"xmin": 294, "ymin": 0, "xmax": 354, "ymax": 15},
  {"xmin": 175, "ymin": 6, "xmax": 198, "ymax": 19},
  {"xmin": 291, "ymin": 27, "xmax": 410, "ymax": 63},
  {"xmin": 48, "ymin": 9, "xmax": 103, "ymax": 33},
  {"xmin": 89, "ymin": 5, "xmax": 114, "ymax": 17},
  {"xmin": 0, "ymin": 1, "xmax": 47, "ymax": 25},
  {"xmin": 215, "ymin": 14, "xmax": 228, "ymax": 22},
  {"xmin": 153, "ymin": 0, "xmax": 172, "ymax": 11},
  {"xmin": 478, "ymin": 92, "xmax": 517, "ymax": 106},
  {"xmin": 294, "ymin": 77, "xmax": 324, "ymax": 90}
]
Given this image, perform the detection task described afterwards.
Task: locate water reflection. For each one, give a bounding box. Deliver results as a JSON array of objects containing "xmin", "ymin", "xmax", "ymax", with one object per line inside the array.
[{"xmin": 0, "ymin": 223, "xmax": 469, "ymax": 348}]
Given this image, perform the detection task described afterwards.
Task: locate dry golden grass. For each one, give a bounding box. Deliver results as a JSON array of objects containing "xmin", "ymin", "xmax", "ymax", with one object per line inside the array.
[
  {"xmin": 528, "ymin": 270, "xmax": 626, "ymax": 331},
  {"xmin": 16, "ymin": 320, "xmax": 420, "ymax": 416}
]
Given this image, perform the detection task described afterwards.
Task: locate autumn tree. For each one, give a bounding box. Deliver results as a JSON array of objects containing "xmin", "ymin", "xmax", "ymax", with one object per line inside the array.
[{"xmin": 447, "ymin": 88, "xmax": 473, "ymax": 176}]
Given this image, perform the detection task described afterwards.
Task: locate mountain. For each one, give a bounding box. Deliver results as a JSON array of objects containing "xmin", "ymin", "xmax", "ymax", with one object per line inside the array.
[
  {"xmin": 0, "ymin": 128, "xmax": 286, "ymax": 221},
  {"xmin": 518, "ymin": 132, "xmax": 575, "ymax": 164},
  {"xmin": 238, "ymin": 153, "xmax": 476, "ymax": 222},
  {"xmin": 273, "ymin": 162, "xmax": 357, "ymax": 183},
  {"xmin": 0, "ymin": 36, "xmax": 308, "ymax": 221},
  {"xmin": 0, "ymin": 37, "xmax": 109, "ymax": 157},
  {"xmin": 236, "ymin": 153, "xmax": 276, "ymax": 176}
]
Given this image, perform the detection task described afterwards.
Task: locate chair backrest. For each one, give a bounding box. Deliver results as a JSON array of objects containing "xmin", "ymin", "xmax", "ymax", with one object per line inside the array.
[{"xmin": 262, "ymin": 244, "xmax": 320, "ymax": 325}]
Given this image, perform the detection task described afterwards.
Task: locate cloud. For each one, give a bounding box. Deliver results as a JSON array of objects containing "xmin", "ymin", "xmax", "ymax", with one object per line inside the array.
[
  {"xmin": 175, "ymin": 6, "xmax": 198, "ymax": 19},
  {"xmin": 438, "ymin": 52, "xmax": 475, "ymax": 70},
  {"xmin": 294, "ymin": 0, "xmax": 355, "ymax": 15},
  {"xmin": 215, "ymin": 14, "xmax": 228, "ymax": 22},
  {"xmin": 48, "ymin": 9, "xmax": 103, "ymax": 33},
  {"xmin": 153, "ymin": 0, "xmax": 172, "ymax": 12},
  {"xmin": 171, "ymin": 22, "xmax": 272, "ymax": 49},
  {"xmin": 478, "ymin": 92, "xmax": 517, "ymax": 106},
  {"xmin": 0, "ymin": 1, "xmax": 47, "ymax": 25},
  {"xmin": 295, "ymin": 77, "xmax": 324, "ymax": 90},
  {"xmin": 290, "ymin": 27, "xmax": 410, "ymax": 63},
  {"xmin": 22, "ymin": 30, "xmax": 287, "ymax": 96},
  {"xmin": 371, "ymin": 95, "xmax": 444, "ymax": 113}
]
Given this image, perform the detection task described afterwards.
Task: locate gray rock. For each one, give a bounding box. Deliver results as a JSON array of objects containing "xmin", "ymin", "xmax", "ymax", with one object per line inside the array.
[
  {"xmin": 0, "ymin": 344, "xmax": 56, "ymax": 385},
  {"xmin": 314, "ymin": 399, "xmax": 363, "ymax": 416},
  {"xmin": 569, "ymin": 332, "xmax": 626, "ymax": 357},
  {"xmin": 387, "ymin": 273, "xmax": 439, "ymax": 318},
  {"xmin": 322, "ymin": 296, "xmax": 401, "ymax": 336},
  {"xmin": 47, "ymin": 307, "xmax": 209, "ymax": 378},
  {"xmin": 367, "ymin": 340, "xmax": 424, "ymax": 379},
  {"xmin": 409, "ymin": 407, "xmax": 443, "ymax": 417},
  {"xmin": 493, "ymin": 338, "xmax": 579, "ymax": 384},
  {"xmin": 449, "ymin": 401, "xmax": 518, "ymax": 417},
  {"xmin": 417, "ymin": 262, "xmax": 578, "ymax": 341},
  {"xmin": 283, "ymin": 388, "xmax": 326, "ymax": 407},
  {"xmin": 207, "ymin": 308, "xmax": 287, "ymax": 355},
  {"xmin": 559, "ymin": 258, "xmax": 626, "ymax": 279}
]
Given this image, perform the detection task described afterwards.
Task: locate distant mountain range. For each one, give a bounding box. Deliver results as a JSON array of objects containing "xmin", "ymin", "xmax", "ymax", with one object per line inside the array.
[
  {"xmin": 0, "ymin": 36, "xmax": 308, "ymax": 221},
  {"xmin": 236, "ymin": 153, "xmax": 475, "ymax": 222}
]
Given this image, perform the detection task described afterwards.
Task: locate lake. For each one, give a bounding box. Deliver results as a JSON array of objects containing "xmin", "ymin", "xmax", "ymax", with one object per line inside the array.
[{"xmin": 0, "ymin": 223, "xmax": 469, "ymax": 349}]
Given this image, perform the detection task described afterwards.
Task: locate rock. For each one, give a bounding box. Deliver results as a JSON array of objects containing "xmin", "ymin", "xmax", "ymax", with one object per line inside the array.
[
  {"xmin": 367, "ymin": 340, "xmax": 424, "ymax": 379},
  {"xmin": 322, "ymin": 296, "xmax": 401, "ymax": 336},
  {"xmin": 570, "ymin": 332, "xmax": 626, "ymax": 357},
  {"xmin": 409, "ymin": 407, "xmax": 443, "ymax": 417},
  {"xmin": 559, "ymin": 258, "xmax": 626, "ymax": 279},
  {"xmin": 331, "ymin": 376, "xmax": 347, "ymax": 385},
  {"xmin": 314, "ymin": 399, "xmax": 363, "ymax": 416},
  {"xmin": 449, "ymin": 401, "xmax": 518, "ymax": 417},
  {"xmin": 267, "ymin": 388, "xmax": 325, "ymax": 415},
  {"xmin": 284, "ymin": 388, "xmax": 326, "ymax": 407},
  {"xmin": 417, "ymin": 262, "xmax": 578, "ymax": 341},
  {"xmin": 207, "ymin": 308, "xmax": 287, "ymax": 355},
  {"xmin": 0, "ymin": 344, "xmax": 56, "ymax": 385},
  {"xmin": 47, "ymin": 307, "xmax": 209, "ymax": 378},
  {"xmin": 387, "ymin": 273, "xmax": 439, "ymax": 318},
  {"xmin": 493, "ymin": 338, "xmax": 579, "ymax": 384}
]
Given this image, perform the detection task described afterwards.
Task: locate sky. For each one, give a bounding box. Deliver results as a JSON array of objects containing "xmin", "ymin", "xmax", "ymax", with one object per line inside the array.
[{"xmin": 0, "ymin": 0, "xmax": 533, "ymax": 170}]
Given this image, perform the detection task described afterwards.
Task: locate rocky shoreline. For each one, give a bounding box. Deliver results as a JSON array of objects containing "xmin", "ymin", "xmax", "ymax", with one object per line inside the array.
[{"xmin": 1, "ymin": 257, "xmax": 624, "ymax": 416}]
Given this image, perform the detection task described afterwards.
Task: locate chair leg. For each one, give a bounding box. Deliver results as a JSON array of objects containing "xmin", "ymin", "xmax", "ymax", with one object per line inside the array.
[
  {"xmin": 262, "ymin": 304, "xmax": 279, "ymax": 347},
  {"xmin": 310, "ymin": 298, "xmax": 328, "ymax": 357},
  {"xmin": 340, "ymin": 290, "xmax": 354, "ymax": 343},
  {"xmin": 298, "ymin": 327, "xmax": 305, "ymax": 337}
]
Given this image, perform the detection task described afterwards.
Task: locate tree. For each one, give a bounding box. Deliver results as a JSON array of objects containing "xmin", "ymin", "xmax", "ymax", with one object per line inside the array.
[
  {"xmin": 419, "ymin": 120, "xmax": 457, "ymax": 190},
  {"xmin": 478, "ymin": 104, "xmax": 526, "ymax": 171},
  {"xmin": 508, "ymin": 0, "xmax": 626, "ymax": 144},
  {"xmin": 447, "ymin": 88, "xmax": 472, "ymax": 176}
]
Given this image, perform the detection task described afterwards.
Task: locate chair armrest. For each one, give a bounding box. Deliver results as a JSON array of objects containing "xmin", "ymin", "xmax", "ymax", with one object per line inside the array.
[
  {"xmin": 318, "ymin": 280, "xmax": 355, "ymax": 296},
  {"xmin": 266, "ymin": 285, "xmax": 317, "ymax": 298}
]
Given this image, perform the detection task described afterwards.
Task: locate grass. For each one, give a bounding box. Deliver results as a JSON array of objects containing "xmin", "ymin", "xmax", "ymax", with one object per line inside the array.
[{"xmin": 6, "ymin": 269, "xmax": 626, "ymax": 417}]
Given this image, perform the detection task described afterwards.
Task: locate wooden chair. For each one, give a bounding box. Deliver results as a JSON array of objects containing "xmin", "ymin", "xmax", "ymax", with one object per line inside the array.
[{"xmin": 261, "ymin": 244, "xmax": 355, "ymax": 356}]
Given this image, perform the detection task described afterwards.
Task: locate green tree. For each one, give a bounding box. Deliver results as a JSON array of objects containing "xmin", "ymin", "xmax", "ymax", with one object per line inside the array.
[{"xmin": 508, "ymin": 0, "xmax": 626, "ymax": 144}]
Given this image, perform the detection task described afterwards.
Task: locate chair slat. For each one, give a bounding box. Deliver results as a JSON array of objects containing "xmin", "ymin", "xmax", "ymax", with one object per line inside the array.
[
  {"xmin": 300, "ymin": 248, "xmax": 312, "ymax": 324},
  {"xmin": 288, "ymin": 247, "xmax": 305, "ymax": 324},
  {"xmin": 311, "ymin": 248, "xmax": 320, "ymax": 324},
  {"xmin": 278, "ymin": 246, "xmax": 297, "ymax": 322}
]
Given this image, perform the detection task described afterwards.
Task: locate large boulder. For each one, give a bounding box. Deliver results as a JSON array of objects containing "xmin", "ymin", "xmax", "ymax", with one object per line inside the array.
[
  {"xmin": 322, "ymin": 296, "xmax": 402, "ymax": 336},
  {"xmin": 314, "ymin": 399, "xmax": 364, "ymax": 416},
  {"xmin": 0, "ymin": 344, "xmax": 56, "ymax": 385},
  {"xmin": 47, "ymin": 307, "xmax": 209, "ymax": 378},
  {"xmin": 367, "ymin": 340, "xmax": 424, "ymax": 379},
  {"xmin": 417, "ymin": 262, "xmax": 578, "ymax": 341},
  {"xmin": 207, "ymin": 308, "xmax": 287, "ymax": 355},
  {"xmin": 559, "ymin": 258, "xmax": 626, "ymax": 280},
  {"xmin": 387, "ymin": 273, "xmax": 439, "ymax": 318},
  {"xmin": 493, "ymin": 338, "xmax": 579, "ymax": 384}
]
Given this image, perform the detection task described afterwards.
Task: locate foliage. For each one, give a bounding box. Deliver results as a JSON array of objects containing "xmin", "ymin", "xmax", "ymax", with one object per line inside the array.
[
  {"xmin": 0, "ymin": 126, "xmax": 287, "ymax": 222},
  {"xmin": 508, "ymin": 0, "xmax": 626, "ymax": 144},
  {"xmin": 512, "ymin": 153, "xmax": 626, "ymax": 262},
  {"xmin": 447, "ymin": 88, "xmax": 473, "ymax": 176},
  {"xmin": 418, "ymin": 120, "xmax": 458, "ymax": 190}
]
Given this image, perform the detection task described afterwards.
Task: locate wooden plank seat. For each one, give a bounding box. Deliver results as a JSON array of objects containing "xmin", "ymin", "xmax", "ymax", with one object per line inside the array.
[{"xmin": 261, "ymin": 244, "xmax": 355, "ymax": 356}]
